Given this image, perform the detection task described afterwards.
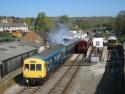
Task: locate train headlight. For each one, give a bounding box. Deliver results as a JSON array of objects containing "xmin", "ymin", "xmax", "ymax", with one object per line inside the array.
[{"xmin": 26, "ymin": 80, "xmax": 29, "ymax": 83}]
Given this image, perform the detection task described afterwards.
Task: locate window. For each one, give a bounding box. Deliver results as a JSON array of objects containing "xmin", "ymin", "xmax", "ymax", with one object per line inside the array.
[
  {"xmin": 24, "ymin": 64, "xmax": 29, "ymax": 71},
  {"xmin": 50, "ymin": 59, "xmax": 52, "ymax": 63},
  {"xmin": 54, "ymin": 56, "xmax": 58, "ymax": 61},
  {"xmin": 57, "ymin": 55, "xmax": 59, "ymax": 60},
  {"xmin": 36, "ymin": 64, "xmax": 41, "ymax": 71},
  {"xmin": 46, "ymin": 62, "xmax": 50, "ymax": 71},
  {"xmin": 59, "ymin": 54, "xmax": 61, "ymax": 58},
  {"xmin": 96, "ymin": 41, "xmax": 100, "ymax": 46},
  {"xmin": 30, "ymin": 64, "xmax": 35, "ymax": 71}
]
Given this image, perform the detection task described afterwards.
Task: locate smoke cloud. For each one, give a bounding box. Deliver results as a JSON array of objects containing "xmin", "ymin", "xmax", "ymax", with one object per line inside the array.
[{"xmin": 48, "ymin": 23, "xmax": 79, "ymax": 46}]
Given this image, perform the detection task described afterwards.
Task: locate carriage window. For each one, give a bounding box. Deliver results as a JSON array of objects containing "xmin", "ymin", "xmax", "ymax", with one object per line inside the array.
[
  {"xmin": 57, "ymin": 55, "xmax": 59, "ymax": 60},
  {"xmin": 24, "ymin": 64, "xmax": 29, "ymax": 71},
  {"xmin": 54, "ymin": 56, "xmax": 58, "ymax": 61},
  {"xmin": 36, "ymin": 64, "xmax": 41, "ymax": 71},
  {"xmin": 59, "ymin": 54, "xmax": 61, "ymax": 58},
  {"xmin": 50, "ymin": 59, "xmax": 52, "ymax": 63},
  {"xmin": 30, "ymin": 64, "xmax": 35, "ymax": 71}
]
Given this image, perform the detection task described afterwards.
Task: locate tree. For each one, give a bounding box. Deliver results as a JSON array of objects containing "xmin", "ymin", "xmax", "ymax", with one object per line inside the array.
[
  {"xmin": 34, "ymin": 12, "xmax": 45, "ymax": 30},
  {"xmin": 58, "ymin": 15, "xmax": 74, "ymax": 29},
  {"xmin": 34, "ymin": 12, "xmax": 55, "ymax": 31},
  {"xmin": 115, "ymin": 10, "xmax": 125, "ymax": 34},
  {"xmin": 59, "ymin": 15, "xmax": 69, "ymax": 24},
  {"xmin": 74, "ymin": 19, "xmax": 90, "ymax": 31},
  {"xmin": 43, "ymin": 17, "xmax": 56, "ymax": 31},
  {"xmin": 24, "ymin": 17, "xmax": 35, "ymax": 25},
  {"xmin": 115, "ymin": 10, "xmax": 125, "ymax": 42}
]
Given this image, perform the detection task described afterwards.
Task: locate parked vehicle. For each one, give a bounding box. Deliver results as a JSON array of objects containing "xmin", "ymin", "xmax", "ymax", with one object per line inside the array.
[
  {"xmin": 107, "ymin": 36, "xmax": 116, "ymax": 50},
  {"xmin": 76, "ymin": 36, "xmax": 91, "ymax": 55}
]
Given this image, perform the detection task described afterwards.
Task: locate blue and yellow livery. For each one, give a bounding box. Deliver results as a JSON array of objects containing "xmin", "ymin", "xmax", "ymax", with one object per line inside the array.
[
  {"xmin": 23, "ymin": 39, "xmax": 79, "ymax": 84},
  {"xmin": 23, "ymin": 45, "xmax": 65, "ymax": 84}
]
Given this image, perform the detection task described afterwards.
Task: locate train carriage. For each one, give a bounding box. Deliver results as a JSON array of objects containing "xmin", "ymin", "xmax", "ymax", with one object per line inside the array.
[
  {"xmin": 63, "ymin": 39, "xmax": 79, "ymax": 59},
  {"xmin": 76, "ymin": 36, "xmax": 91, "ymax": 55},
  {"xmin": 23, "ymin": 45, "xmax": 65, "ymax": 84}
]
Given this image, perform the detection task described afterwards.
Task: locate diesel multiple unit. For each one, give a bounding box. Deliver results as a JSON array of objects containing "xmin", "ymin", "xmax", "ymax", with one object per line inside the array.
[{"xmin": 23, "ymin": 40, "xmax": 78, "ymax": 84}]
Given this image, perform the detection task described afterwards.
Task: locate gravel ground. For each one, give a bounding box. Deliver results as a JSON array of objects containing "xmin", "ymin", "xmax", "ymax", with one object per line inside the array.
[{"xmin": 65, "ymin": 63, "xmax": 106, "ymax": 94}]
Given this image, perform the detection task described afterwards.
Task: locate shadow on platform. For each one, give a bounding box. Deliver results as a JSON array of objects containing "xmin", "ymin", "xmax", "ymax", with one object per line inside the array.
[{"xmin": 95, "ymin": 45, "xmax": 125, "ymax": 94}]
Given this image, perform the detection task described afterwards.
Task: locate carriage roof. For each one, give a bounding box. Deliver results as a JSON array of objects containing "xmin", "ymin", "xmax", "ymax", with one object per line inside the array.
[{"xmin": 31, "ymin": 45, "xmax": 64, "ymax": 61}]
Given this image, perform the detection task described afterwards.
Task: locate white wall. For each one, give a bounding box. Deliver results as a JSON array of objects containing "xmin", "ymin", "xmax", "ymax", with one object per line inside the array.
[
  {"xmin": 0, "ymin": 27, "xmax": 3, "ymax": 31},
  {"xmin": 0, "ymin": 26, "xmax": 28, "ymax": 32},
  {"xmin": 92, "ymin": 38, "xmax": 104, "ymax": 48}
]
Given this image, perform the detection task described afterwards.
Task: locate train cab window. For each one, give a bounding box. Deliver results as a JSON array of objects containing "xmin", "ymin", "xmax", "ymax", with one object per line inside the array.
[
  {"xmin": 24, "ymin": 64, "xmax": 29, "ymax": 71},
  {"xmin": 30, "ymin": 64, "xmax": 35, "ymax": 71},
  {"xmin": 36, "ymin": 64, "xmax": 41, "ymax": 71}
]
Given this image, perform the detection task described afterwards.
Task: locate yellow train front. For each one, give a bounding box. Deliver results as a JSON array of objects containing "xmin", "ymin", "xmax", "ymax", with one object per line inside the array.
[
  {"xmin": 23, "ymin": 45, "xmax": 65, "ymax": 84},
  {"xmin": 23, "ymin": 58, "xmax": 47, "ymax": 84}
]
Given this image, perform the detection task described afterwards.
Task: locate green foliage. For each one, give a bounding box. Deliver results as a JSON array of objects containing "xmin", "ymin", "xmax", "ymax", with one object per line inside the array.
[
  {"xmin": 0, "ymin": 32, "xmax": 20, "ymax": 41},
  {"xmin": 72, "ymin": 17, "xmax": 115, "ymax": 31},
  {"xmin": 115, "ymin": 10, "xmax": 125, "ymax": 43},
  {"xmin": 58, "ymin": 15, "xmax": 74, "ymax": 30},
  {"xmin": 34, "ymin": 12, "xmax": 55, "ymax": 31},
  {"xmin": 115, "ymin": 10, "xmax": 125, "ymax": 33},
  {"xmin": 59, "ymin": 15, "xmax": 69, "ymax": 24},
  {"xmin": 24, "ymin": 17, "xmax": 35, "ymax": 26},
  {"xmin": 0, "ymin": 15, "xmax": 115, "ymax": 33}
]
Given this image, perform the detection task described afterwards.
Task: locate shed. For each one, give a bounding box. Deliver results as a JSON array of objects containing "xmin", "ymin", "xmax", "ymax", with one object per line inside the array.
[{"xmin": 0, "ymin": 42, "xmax": 38, "ymax": 77}]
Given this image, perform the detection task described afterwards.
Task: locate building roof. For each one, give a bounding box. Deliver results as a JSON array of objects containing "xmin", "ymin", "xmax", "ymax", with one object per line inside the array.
[
  {"xmin": 0, "ymin": 42, "xmax": 37, "ymax": 64},
  {"xmin": 21, "ymin": 41, "xmax": 43, "ymax": 48},
  {"xmin": 0, "ymin": 22, "xmax": 28, "ymax": 27}
]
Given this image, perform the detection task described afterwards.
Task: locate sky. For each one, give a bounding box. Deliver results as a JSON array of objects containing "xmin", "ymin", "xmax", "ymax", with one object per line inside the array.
[{"xmin": 0, "ymin": 0, "xmax": 125, "ymax": 17}]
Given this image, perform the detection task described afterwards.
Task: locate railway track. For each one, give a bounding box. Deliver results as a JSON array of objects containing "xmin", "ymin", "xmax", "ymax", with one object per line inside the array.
[
  {"xmin": 48, "ymin": 54, "xmax": 84, "ymax": 94},
  {"xmin": 17, "ymin": 85, "xmax": 42, "ymax": 94},
  {"xmin": 16, "ymin": 54, "xmax": 81, "ymax": 94}
]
